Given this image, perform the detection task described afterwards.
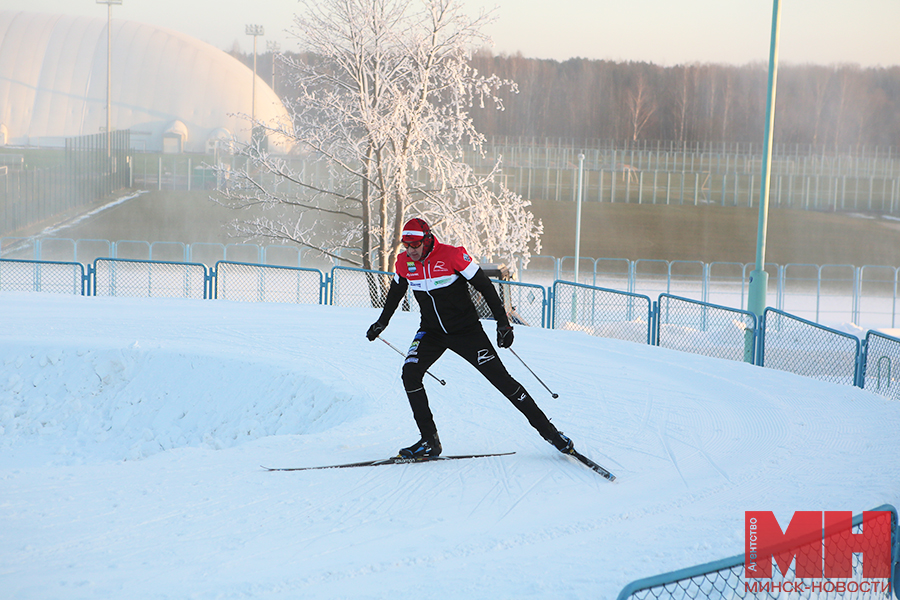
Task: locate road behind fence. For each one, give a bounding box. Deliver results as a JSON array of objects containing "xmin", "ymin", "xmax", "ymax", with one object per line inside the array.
[{"xmin": 0, "ymin": 132, "xmax": 130, "ymax": 236}]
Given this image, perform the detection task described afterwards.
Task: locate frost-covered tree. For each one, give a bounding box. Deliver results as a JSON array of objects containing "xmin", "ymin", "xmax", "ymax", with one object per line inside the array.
[{"xmin": 218, "ymin": 0, "xmax": 542, "ymax": 274}]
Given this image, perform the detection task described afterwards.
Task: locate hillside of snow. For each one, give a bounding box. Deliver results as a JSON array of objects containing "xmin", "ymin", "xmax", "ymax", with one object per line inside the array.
[{"xmin": 1, "ymin": 291, "xmax": 898, "ymax": 599}]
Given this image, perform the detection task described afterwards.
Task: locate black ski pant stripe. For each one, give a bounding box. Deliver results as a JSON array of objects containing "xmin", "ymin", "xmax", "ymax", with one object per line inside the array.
[{"xmin": 400, "ymin": 326, "xmax": 557, "ymax": 441}]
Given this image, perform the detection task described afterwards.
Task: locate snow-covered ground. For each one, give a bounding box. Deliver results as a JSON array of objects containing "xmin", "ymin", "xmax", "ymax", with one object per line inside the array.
[{"xmin": 1, "ymin": 291, "xmax": 898, "ymax": 599}]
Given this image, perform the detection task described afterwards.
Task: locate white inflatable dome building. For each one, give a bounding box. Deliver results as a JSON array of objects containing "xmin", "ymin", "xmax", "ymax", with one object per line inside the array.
[{"xmin": 0, "ymin": 11, "xmax": 291, "ymax": 153}]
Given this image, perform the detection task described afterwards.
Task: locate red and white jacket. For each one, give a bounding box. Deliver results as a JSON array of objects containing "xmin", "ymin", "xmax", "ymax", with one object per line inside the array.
[{"xmin": 379, "ymin": 238, "xmax": 508, "ymax": 334}]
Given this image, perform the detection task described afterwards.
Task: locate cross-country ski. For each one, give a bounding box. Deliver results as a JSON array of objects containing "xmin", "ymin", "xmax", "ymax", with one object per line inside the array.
[
  {"xmin": 568, "ymin": 449, "xmax": 616, "ymax": 481},
  {"xmin": 262, "ymin": 452, "xmax": 515, "ymax": 471}
]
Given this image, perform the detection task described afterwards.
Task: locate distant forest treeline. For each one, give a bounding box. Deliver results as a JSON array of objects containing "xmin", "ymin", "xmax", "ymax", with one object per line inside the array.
[{"xmin": 232, "ymin": 49, "xmax": 900, "ymax": 150}]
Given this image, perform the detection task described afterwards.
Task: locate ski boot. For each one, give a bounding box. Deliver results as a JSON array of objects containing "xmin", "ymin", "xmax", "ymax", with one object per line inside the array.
[
  {"xmin": 398, "ymin": 432, "xmax": 442, "ymax": 458},
  {"xmin": 545, "ymin": 430, "xmax": 574, "ymax": 454}
]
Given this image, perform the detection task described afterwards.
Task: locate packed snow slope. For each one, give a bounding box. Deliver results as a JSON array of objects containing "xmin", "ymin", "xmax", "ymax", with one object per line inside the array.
[{"xmin": 1, "ymin": 291, "xmax": 899, "ymax": 600}]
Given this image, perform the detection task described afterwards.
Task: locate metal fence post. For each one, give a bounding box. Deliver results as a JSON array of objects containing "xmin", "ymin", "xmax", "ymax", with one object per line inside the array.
[
  {"xmin": 323, "ymin": 272, "xmax": 332, "ymax": 305},
  {"xmin": 546, "ymin": 285, "xmax": 554, "ymax": 329},
  {"xmin": 756, "ymin": 310, "xmax": 767, "ymax": 366},
  {"xmin": 856, "ymin": 337, "xmax": 868, "ymax": 388},
  {"xmin": 84, "ymin": 264, "xmax": 93, "ymax": 296},
  {"xmin": 207, "ymin": 267, "xmax": 216, "ymax": 300}
]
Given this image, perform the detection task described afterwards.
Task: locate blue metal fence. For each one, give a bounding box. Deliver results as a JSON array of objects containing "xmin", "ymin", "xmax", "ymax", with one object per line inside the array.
[
  {"xmin": 6, "ymin": 236, "xmax": 899, "ymax": 330},
  {"xmin": 551, "ymin": 281, "xmax": 653, "ymax": 345},
  {"xmin": 760, "ymin": 308, "xmax": 862, "ymax": 387},
  {"xmin": 3, "ymin": 256, "xmax": 900, "ymax": 396},
  {"xmin": 93, "ymin": 258, "xmax": 208, "ymax": 299},
  {"xmin": 0, "ymin": 258, "xmax": 86, "ymax": 295},
  {"xmin": 656, "ymin": 294, "xmax": 758, "ymax": 364},
  {"xmin": 498, "ymin": 279, "xmax": 548, "ymax": 328},
  {"xmin": 213, "ymin": 261, "xmax": 324, "ymax": 304},
  {"xmin": 861, "ymin": 331, "xmax": 900, "ymax": 401},
  {"xmin": 537, "ymin": 254, "xmax": 899, "ymax": 330},
  {"xmin": 330, "ymin": 266, "xmax": 401, "ymax": 310},
  {"xmin": 327, "ymin": 266, "xmax": 549, "ymax": 327}
]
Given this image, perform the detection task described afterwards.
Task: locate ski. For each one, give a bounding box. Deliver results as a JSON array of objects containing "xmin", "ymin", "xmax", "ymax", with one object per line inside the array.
[
  {"xmin": 568, "ymin": 449, "xmax": 616, "ymax": 482},
  {"xmin": 262, "ymin": 451, "xmax": 515, "ymax": 472}
]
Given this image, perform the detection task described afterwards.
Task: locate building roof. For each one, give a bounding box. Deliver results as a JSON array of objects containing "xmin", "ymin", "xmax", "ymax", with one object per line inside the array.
[{"xmin": 0, "ymin": 10, "xmax": 290, "ymax": 153}]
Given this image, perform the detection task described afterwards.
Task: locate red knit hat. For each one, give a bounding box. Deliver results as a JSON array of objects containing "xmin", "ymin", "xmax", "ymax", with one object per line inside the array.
[{"xmin": 401, "ymin": 218, "xmax": 432, "ymax": 246}]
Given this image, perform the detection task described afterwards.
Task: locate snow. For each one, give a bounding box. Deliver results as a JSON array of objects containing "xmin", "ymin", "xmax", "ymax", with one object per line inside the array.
[{"xmin": 1, "ymin": 291, "xmax": 899, "ymax": 600}]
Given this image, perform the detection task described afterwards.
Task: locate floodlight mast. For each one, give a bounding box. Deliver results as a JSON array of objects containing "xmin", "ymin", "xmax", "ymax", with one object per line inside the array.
[
  {"xmin": 267, "ymin": 41, "xmax": 280, "ymax": 94},
  {"xmin": 245, "ymin": 25, "xmax": 265, "ymax": 125},
  {"xmin": 96, "ymin": 0, "xmax": 122, "ymax": 158}
]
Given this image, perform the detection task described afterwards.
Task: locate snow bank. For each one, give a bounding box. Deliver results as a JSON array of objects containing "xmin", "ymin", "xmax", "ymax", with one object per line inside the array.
[
  {"xmin": 1, "ymin": 291, "xmax": 898, "ymax": 600},
  {"xmin": 1, "ymin": 345, "xmax": 361, "ymax": 462}
]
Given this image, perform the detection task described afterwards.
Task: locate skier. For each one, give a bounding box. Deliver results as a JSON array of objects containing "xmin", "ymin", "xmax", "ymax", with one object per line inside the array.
[{"xmin": 366, "ymin": 217, "xmax": 575, "ymax": 459}]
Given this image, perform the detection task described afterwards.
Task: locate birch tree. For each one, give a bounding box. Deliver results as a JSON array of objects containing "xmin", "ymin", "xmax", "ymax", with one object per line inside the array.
[
  {"xmin": 625, "ymin": 71, "xmax": 657, "ymax": 142},
  {"xmin": 217, "ymin": 0, "xmax": 541, "ymax": 274}
]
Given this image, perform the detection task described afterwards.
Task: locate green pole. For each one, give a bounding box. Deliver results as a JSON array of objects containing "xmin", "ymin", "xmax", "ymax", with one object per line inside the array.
[{"xmin": 746, "ymin": 0, "xmax": 781, "ymax": 363}]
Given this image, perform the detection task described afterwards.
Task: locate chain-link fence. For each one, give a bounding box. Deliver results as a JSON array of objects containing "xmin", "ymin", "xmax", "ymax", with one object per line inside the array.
[
  {"xmin": 11, "ymin": 236, "xmax": 900, "ymax": 330},
  {"xmin": 862, "ymin": 331, "xmax": 900, "ymax": 401},
  {"xmin": 496, "ymin": 280, "xmax": 547, "ymax": 328},
  {"xmin": 93, "ymin": 258, "xmax": 207, "ymax": 299},
  {"xmin": 0, "ymin": 258, "xmax": 85, "ymax": 294},
  {"xmin": 329, "ymin": 267, "xmax": 545, "ymax": 328},
  {"xmin": 467, "ymin": 279, "xmax": 545, "ymax": 327},
  {"xmin": 657, "ymin": 294, "xmax": 758, "ymax": 364},
  {"xmin": 10, "ymin": 256, "xmax": 900, "ymax": 400},
  {"xmin": 213, "ymin": 261, "xmax": 323, "ymax": 304},
  {"xmin": 617, "ymin": 505, "xmax": 898, "ymax": 600},
  {"xmin": 330, "ymin": 267, "xmax": 419, "ymax": 315},
  {"xmin": 551, "ymin": 281, "xmax": 652, "ymax": 344},
  {"xmin": 760, "ymin": 309, "xmax": 861, "ymax": 386}
]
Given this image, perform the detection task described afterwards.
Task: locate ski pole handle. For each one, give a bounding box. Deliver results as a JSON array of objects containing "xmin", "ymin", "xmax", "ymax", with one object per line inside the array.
[
  {"xmin": 508, "ymin": 347, "xmax": 558, "ymax": 398},
  {"xmin": 378, "ymin": 336, "xmax": 447, "ymax": 386}
]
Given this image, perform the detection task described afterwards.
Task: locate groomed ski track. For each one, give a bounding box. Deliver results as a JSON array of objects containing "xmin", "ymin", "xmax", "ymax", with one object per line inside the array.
[{"xmin": 1, "ymin": 292, "xmax": 898, "ymax": 599}]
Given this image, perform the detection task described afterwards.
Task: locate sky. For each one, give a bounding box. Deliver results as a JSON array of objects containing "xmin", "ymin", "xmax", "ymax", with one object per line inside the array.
[{"xmin": 3, "ymin": 0, "xmax": 899, "ymax": 67}]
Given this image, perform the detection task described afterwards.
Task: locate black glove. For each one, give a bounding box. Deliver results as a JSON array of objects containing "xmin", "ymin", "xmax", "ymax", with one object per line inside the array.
[
  {"xmin": 497, "ymin": 325, "xmax": 514, "ymax": 348},
  {"xmin": 366, "ymin": 321, "xmax": 386, "ymax": 341}
]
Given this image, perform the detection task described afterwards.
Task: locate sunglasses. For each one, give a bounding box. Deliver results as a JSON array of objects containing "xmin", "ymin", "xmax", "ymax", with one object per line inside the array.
[{"xmin": 402, "ymin": 239, "xmax": 424, "ymax": 249}]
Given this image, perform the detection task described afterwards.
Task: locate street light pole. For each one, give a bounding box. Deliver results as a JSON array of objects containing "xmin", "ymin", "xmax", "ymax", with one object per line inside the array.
[
  {"xmin": 96, "ymin": 0, "xmax": 122, "ymax": 157},
  {"xmin": 746, "ymin": 0, "xmax": 782, "ymax": 363},
  {"xmin": 245, "ymin": 25, "xmax": 265, "ymax": 125}
]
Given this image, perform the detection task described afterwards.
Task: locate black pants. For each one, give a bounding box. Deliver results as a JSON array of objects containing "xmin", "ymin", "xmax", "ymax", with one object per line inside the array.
[{"xmin": 401, "ymin": 325, "xmax": 557, "ymax": 441}]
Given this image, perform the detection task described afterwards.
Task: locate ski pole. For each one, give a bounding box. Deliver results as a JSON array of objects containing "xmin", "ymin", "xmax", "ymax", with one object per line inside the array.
[
  {"xmin": 507, "ymin": 348, "xmax": 559, "ymax": 398},
  {"xmin": 378, "ymin": 336, "xmax": 446, "ymax": 386}
]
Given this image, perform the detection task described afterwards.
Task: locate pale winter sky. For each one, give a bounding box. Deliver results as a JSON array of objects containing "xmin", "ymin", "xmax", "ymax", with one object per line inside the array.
[{"xmin": 4, "ymin": 0, "xmax": 899, "ymax": 67}]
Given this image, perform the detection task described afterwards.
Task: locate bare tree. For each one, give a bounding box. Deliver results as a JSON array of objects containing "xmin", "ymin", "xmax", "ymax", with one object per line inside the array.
[
  {"xmin": 625, "ymin": 71, "xmax": 657, "ymax": 142},
  {"xmin": 719, "ymin": 67, "xmax": 734, "ymax": 141},
  {"xmin": 830, "ymin": 66, "xmax": 858, "ymax": 151},
  {"xmin": 669, "ymin": 64, "xmax": 694, "ymax": 142},
  {"xmin": 217, "ymin": 0, "xmax": 541, "ymax": 274}
]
